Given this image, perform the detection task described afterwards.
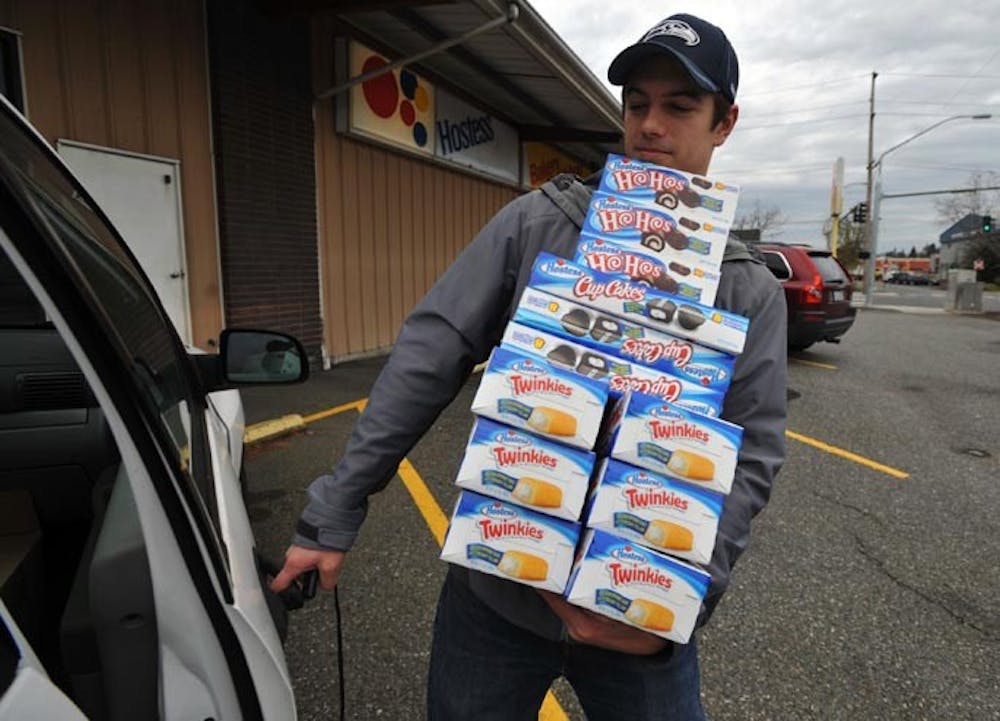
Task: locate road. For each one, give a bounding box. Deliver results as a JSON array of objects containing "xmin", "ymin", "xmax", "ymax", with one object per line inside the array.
[
  {"xmin": 242, "ymin": 305, "xmax": 1000, "ymax": 721},
  {"xmin": 869, "ymin": 282, "xmax": 1000, "ymax": 312}
]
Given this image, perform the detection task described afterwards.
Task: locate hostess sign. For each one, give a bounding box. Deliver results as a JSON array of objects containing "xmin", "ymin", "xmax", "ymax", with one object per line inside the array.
[{"xmin": 434, "ymin": 89, "xmax": 519, "ymax": 184}]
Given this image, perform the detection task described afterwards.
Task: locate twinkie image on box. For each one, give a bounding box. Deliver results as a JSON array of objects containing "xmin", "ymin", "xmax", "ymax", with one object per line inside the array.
[
  {"xmin": 471, "ymin": 345, "xmax": 609, "ymax": 451},
  {"xmin": 584, "ymin": 192, "xmax": 731, "ymax": 271},
  {"xmin": 601, "ymin": 390, "xmax": 743, "ymax": 495},
  {"xmin": 586, "ymin": 459, "xmax": 724, "ymax": 565},
  {"xmin": 455, "ymin": 417, "xmax": 596, "ymax": 522},
  {"xmin": 597, "ymin": 154, "xmax": 740, "ymax": 227},
  {"xmin": 528, "ymin": 252, "xmax": 749, "ymax": 355},
  {"xmin": 512, "ymin": 287, "xmax": 735, "ymax": 395},
  {"xmin": 501, "ymin": 319, "xmax": 723, "ymax": 417},
  {"xmin": 575, "ymin": 234, "xmax": 722, "ymax": 307},
  {"xmin": 441, "ymin": 491, "xmax": 580, "ymax": 593},
  {"xmin": 565, "ymin": 528, "xmax": 711, "ymax": 644}
]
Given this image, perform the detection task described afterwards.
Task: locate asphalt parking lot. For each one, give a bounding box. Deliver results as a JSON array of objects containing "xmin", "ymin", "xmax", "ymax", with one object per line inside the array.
[{"xmin": 242, "ymin": 305, "xmax": 1000, "ymax": 721}]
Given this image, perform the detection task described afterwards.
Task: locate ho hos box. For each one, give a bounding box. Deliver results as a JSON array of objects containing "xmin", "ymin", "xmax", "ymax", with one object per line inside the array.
[
  {"xmin": 471, "ymin": 345, "xmax": 609, "ymax": 451},
  {"xmin": 565, "ymin": 527, "xmax": 710, "ymax": 645},
  {"xmin": 455, "ymin": 417, "xmax": 596, "ymax": 522},
  {"xmin": 511, "ymin": 287, "xmax": 735, "ymax": 395},
  {"xmin": 597, "ymin": 153, "xmax": 740, "ymax": 227},
  {"xmin": 441, "ymin": 490, "xmax": 580, "ymax": 593},
  {"xmin": 586, "ymin": 458, "xmax": 724, "ymax": 565},
  {"xmin": 575, "ymin": 234, "xmax": 722, "ymax": 307},
  {"xmin": 501, "ymin": 318, "xmax": 723, "ymax": 418},
  {"xmin": 600, "ymin": 390, "xmax": 743, "ymax": 495},
  {"xmin": 528, "ymin": 252, "xmax": 748, "ymax": 355},
  {"xmin": 583, "ymin": 192, "xmax": 731, "ymax": 272}
]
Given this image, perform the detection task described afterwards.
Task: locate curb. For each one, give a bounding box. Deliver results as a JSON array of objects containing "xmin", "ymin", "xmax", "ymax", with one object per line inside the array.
[{"xmin": 243, "ymin": 414, "xmax": 307, "ymax": 446}]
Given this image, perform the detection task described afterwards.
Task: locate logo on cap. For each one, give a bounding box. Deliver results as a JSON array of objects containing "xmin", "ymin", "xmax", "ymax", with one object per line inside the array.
[{"xmin": 642, "ymin": 19, "xmax": 700, "ymax": 47}]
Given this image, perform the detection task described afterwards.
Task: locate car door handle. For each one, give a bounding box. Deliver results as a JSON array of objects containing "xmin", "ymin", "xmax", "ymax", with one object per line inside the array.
[{"xmin": 170, "ymin": 270, "xmax": 186, "ymax": 279}]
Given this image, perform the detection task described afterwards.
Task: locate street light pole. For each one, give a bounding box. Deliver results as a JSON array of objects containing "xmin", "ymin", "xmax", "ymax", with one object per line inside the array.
[
  {"xmin": 863, "ymin": 72, "xmax": 877, "ymax": 303},
  {"xmin": 862, "ymin": 112, "xmax": 992, "ymax": 307}
]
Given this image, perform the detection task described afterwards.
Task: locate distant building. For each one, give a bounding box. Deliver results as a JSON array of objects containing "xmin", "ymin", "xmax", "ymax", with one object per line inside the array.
[
  {"xmin": 939, "ymin": 214, "xmax": 985, "ymax": 271},
  {"xmin": 876, "ymin": 256, "xmax": 933, "ymax": 279},
  {"xmin": 731, "ymin": 228, "xmax": 761, "ymax": 243}
]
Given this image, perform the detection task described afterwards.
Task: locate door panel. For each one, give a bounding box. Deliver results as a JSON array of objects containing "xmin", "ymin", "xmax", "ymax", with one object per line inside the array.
[{"xmin": 56, "ymin": 141, "xmax": 191, "ymax": 344}]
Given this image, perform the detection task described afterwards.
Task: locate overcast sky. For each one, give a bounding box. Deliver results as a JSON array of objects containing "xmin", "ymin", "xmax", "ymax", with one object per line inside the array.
[{"xmin": 529, "ymin": 0, "xmax": 999, "ymax": 254}]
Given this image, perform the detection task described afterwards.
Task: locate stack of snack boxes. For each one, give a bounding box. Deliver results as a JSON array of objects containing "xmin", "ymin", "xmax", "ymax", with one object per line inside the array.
[{"xmin": 441, "ymin": 154, "xmax": 744, "ymax": 644}]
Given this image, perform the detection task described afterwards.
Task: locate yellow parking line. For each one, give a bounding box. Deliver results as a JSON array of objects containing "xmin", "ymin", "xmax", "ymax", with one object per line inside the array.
[
  {"xmin": 790, "ymin": 358, "xmax": 837, "ymax": 370},
  {"xmin": 302, "ymin": 398, "xmax": 367, "ymax": 424},
  {"xmin": 786, "ymin": 429, "xmax": 909, "ymax": 479},
  {"xmin": 301, "ymin": 398, "xmax": 569, "ymax": 720}
]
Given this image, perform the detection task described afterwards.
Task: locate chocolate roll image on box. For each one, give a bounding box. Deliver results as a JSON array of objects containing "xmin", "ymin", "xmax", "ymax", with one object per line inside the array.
[
  {"xmin": 471, "ymin": 346, "xmax": 609, "ymax": 451},
  {"xmin": 600, "ymin": 390, "xmax": 743, "ymax": 495},
  {"xmin": 583, "ymin": 192, "xmax": 731, "ymax": 270},
  {"xmin": 597, "ymin": 154, "xmax": 740, "ymax": 227},
  {"xmin": 585, "ymin": 459, "xmax": 724, "ymax": 565},
  {"xmin": 501, "ymin": 321, "xmax": 724, "ymax": 417},
  {"xmin": 575, "ymin": 234, "xmax": 723, "ymax": 306},
  {"xmin": 441, "ymin": 491, "xmax": 580, "ymax": 593},
  {"xmin": 527, "ymin": 253, "xmax": 749, "ymax": 355},
  {"xmin": 564, "ymin": 528, "xmax": 711, "ymax": 644},
  {"xmin": 455, "ymin": 418, "xmax": 596, "ymax": 522},
  {"xmin": 511, "ymin": 286, "xmax": 736, "ymax": 394}
]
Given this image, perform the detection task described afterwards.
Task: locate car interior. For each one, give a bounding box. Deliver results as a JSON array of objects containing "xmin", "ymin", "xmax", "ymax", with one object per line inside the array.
[{"xmin": 0, "ymin": 250, "xmax": 158, "ymax": 720}]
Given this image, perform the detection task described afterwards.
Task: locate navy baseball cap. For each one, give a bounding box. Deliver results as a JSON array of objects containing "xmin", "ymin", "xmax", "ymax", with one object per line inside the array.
[{"xmin": 608, "ymin": 14, "xmax": 739, "ymax": 103}]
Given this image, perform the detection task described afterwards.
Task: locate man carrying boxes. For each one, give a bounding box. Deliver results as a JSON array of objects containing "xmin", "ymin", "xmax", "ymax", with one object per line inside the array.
[{"xmin": 272, "ymin": 11, "xmax": 786, "ymax": 720}]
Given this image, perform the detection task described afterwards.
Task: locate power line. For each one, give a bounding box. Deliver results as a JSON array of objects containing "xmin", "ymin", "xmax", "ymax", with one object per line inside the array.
[
  {"xmin": 743, "ymin": 100, "xmax": 869, "ymax": 119},
  {"xmin": 880, "ymin": 72, "xmax": 1000, "ymax": 79},
  {"xmin": 739, "ymin": 74, "xmax": 869, "ymax": 98},
  {"xmin": 737, "ymin": 113, "xmax": 867, "ymax": 131}
]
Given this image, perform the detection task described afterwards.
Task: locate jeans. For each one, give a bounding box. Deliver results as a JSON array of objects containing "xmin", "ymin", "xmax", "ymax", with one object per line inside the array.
[{"xmin": 427, "ymin": 572, "xmax": 706, "ymax": 721}]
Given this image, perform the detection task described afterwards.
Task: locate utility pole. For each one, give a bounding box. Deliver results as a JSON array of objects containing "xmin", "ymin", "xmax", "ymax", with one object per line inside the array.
[
  {"xmin": 830, "ymin": 157, "xmax": 844, "ymax": 257},
  {"xmin": 863, "ymin": 71, "xmax": 877, "ymax": 302}
]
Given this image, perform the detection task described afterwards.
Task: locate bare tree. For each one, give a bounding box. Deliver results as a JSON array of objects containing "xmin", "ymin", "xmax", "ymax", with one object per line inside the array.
[
  {"xmin": 733, "ymin": 199, "xmax": 787, "ymax": 239},
  {"xmin": 934, "ymin": 171, "xmax": 1000, "ymax": 225}
]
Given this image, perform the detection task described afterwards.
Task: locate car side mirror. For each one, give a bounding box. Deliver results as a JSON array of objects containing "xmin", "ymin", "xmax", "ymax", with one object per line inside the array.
[{"xmin": 219, "ymin": 329, "xmax": 309, "ymax": 385}]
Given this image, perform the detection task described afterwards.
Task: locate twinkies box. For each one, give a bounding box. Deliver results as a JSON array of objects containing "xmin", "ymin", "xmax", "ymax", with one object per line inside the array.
[
  {"xmin": 575, "ymin": 234, "xmax": 722, "ymax": 307},
  {"xmin": 586, "ymin": 459, "xmax": 724, "ymax": 565},
  {"xmin": 455, "ymin": 418, "xmax": 596, "ymax": 522},
  {"xmin": 441, "ymin": 491, "xmax": 580, "ymax": 593},
  {"xmin": 601, "ymin": 390, "xmax": 743, "ymax": 495},
  {"xmin": 597, "ymin": 154, "xmax": 740, "ymax": 227},
  {"xmin": 501, "ymin": 319, "xmax": 723, "ymax": 418},
  {"xmin": 512, "ymin": 287, "xmax": 735, "ymax": 395},
  {"xmin": 528, "ymin": 252, "xmax": 749, "ymax": 355},
  {"xmin": 565, "ymin": 528, "xmax": 711, "ymax": 645},
  {"xmin": 471, "ymin": 346, "xmax": 609, "ymax": 451},
  {"xmin": 583, "ymin": 192, "xmax": 731, "ymax": 271}
]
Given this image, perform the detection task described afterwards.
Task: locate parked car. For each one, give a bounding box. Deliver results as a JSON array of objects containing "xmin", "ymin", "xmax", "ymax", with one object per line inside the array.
[
  {"xmin": 0, "ymin": 97, "xmax": 312, "ymax": 719},
  {"xmin": 755, "ymin": 243, "xmax": 857, "ymax": 352},
  {"xmin": 888, "ymin": 271, "xmax": 912, "ymax": 284}
]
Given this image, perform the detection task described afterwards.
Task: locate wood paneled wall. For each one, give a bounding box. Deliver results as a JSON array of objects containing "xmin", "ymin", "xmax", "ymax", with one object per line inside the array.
[
  {"xmin": 0, "ymin": 0, "xmax": 223, "ymax": 349},
  {"xmin": 311, "ymin": 16, "xmax": 518, "ymax": 361}
]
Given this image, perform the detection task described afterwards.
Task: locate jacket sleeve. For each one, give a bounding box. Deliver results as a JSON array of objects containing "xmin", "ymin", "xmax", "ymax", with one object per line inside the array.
[
  {"xmin": 699, "ymin": 270, "xmax": 787, "ymax": 624},
  {"xmin": 294, "ymin": 200, "xmax": 525, "ymax": 551}
]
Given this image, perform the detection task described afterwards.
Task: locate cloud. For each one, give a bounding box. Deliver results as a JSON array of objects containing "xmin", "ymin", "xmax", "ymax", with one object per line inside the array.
[{"xmin": 529, "ymin": 0, "xmax": 999, "ymax": 252}]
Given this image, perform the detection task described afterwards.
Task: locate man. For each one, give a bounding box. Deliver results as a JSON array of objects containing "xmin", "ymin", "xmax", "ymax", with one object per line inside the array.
[{"xmin": 272, "ymin": 13, "xmax": 786, "ymax": 720}]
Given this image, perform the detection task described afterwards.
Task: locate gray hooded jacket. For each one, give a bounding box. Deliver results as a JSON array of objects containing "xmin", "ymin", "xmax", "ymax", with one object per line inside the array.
[{"xmin": 295, "ymin": 173, "xmax": 787, "ymax": 640}]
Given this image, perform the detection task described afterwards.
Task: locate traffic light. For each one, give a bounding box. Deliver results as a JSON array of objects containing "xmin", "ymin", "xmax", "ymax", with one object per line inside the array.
[
  {"xmin": 852, "ymin": 202, "xmax": 869, "ymax": 224},
  {"xmin": 983, "ymin": 215, "xmax": 993, "ymax": 233}
]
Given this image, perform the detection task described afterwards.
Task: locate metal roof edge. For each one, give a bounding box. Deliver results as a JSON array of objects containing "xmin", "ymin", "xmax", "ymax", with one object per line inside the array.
[{"xmin": 469, "ymin": 0, "xmax": 623, "ymax": 133}]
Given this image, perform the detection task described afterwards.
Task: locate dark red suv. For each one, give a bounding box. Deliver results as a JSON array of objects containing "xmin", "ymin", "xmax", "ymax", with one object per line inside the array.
[{"xmin": 755, "ymin": 243, "xmax": 857, "ymax": 352}]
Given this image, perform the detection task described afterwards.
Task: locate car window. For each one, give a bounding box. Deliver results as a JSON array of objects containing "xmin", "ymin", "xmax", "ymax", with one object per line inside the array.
[
  {"xmin": 809, "ymin": 253, "xmax": 848, "ymax": 283},
  {"xmin": 761, "ymin": 251, "xmax": 792, "ymax": 280},
  {"xmin": 0, "ymin": 251, "xmax": 46, "ymax": 327},
  {"xmin": 0, "ymin": 109, "xmax": 228, "ymax": 576}
]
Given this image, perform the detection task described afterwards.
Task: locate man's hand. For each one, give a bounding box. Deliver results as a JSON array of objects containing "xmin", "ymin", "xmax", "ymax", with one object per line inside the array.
[
  {"xmin": 538, "ymin": 591, "xmax": 668, "ymax": 656},
  {"xmin": 269, "ymin": 545, "xmax": 346, "ymax": 593}
]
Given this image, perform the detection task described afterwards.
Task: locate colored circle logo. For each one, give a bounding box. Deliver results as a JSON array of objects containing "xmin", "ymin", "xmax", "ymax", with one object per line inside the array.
[{"xmin": 361, "ymin": 59, "xmax": 430, "ymax": 148}]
